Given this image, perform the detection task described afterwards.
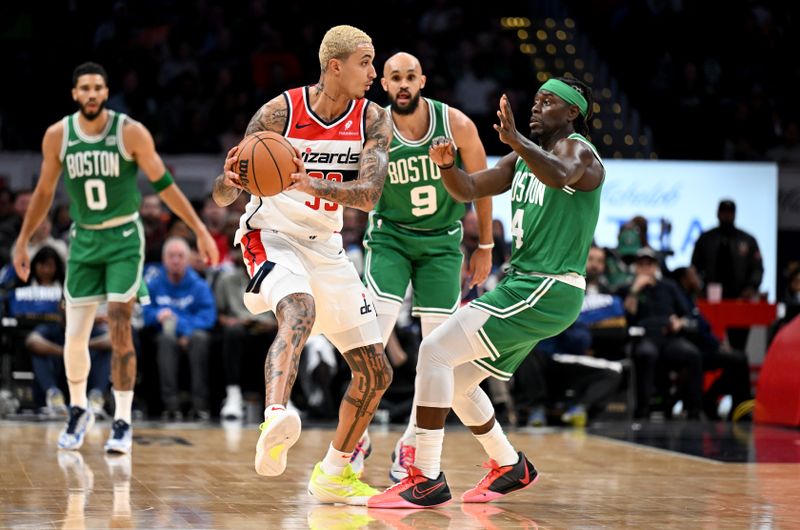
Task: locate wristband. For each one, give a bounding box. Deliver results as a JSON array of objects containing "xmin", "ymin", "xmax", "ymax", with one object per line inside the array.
[
  {"xmin": 151, "ymin": 170, "xmax": 174, "ymax": 192},
  {"xmin": 478, "ymin": 243, "xmax": 495, "ymax": 250},
  {"xmin": 437, "ymin": 161, "xmax": 455, "ymax": 170}
]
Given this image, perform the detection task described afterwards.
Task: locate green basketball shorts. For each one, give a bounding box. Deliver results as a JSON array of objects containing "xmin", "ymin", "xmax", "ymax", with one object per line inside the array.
[
  {"xmin": 364, "ymin": 215, "xmax": 463, "ymax": 317},
  {"xmin": 65, "ymin": 219, "xmax": 146, "ymax": 306},
  {"xmin": 469, "ymin": 273, "xmax": 585, "ymax": 380}
]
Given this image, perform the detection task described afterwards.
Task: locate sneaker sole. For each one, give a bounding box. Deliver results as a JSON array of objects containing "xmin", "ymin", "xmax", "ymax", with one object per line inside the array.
[
  {"xmin": 461, "ymin": 473, "xmax": 540, "ymax": 503},
  {"xmin": 254, "ymin": 413, "xmax": 301, "ymax": 476},
  {"xmin": 307, "ymin": 486, "xmax": 374, "ymax": 506},
  {"xmin": 105, "ymin": 442, "xmax": 132, "ymax": 455},
  {"xmin": 57, "ymin": 412, "xmax": 95, "ymax": 451},
  {"xmin": 367, "ymin": 497, "xmax": 452, "ymax": 509}
]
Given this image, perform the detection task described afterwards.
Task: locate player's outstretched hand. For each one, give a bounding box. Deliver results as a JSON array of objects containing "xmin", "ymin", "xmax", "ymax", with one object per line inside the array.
[
  {"xmin": 429, "ymin": 136, "xmax": 456, "ymax": 168},
  {"xmin": 493, "ymin": 94, "xmax": 520, "ymax": 146},
  {"xmin": 222, "ymin": 145, "xmax": 245, "ymax": 190}
]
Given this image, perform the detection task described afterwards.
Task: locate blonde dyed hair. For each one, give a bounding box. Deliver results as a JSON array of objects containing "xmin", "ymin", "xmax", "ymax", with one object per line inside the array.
[{"xmin": 319, "ymin": 25, "xmax": 372, "ymax": 71}]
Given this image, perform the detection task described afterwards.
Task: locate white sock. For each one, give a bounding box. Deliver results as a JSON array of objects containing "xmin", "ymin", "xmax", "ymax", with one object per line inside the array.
[
  {"xmin": 415, "ymin": 427, "xmax": 445, "ymax": 479},
  {"xmin": 113, "ymin": 390, "xmax": 133, "ymax": 424},
  {"xmin": 68, "ymin": 379, "xmax": 88, "ymax": 410},
  {"xmin": 226, "ymin": 385, "xmax": 242, "ymax": 399},
  {"xmin": 264, "ymin": 403, "xmax": 286, "ymax": 421},
  {"xmin": 320, "ymin": 443, "xmax": 352, "ymax": 475},
  {"xmin": 474, "ymin": 422, "xmax": 519, "ymax": 466}
]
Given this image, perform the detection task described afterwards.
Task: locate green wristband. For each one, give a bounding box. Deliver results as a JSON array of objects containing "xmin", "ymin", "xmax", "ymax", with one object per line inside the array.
[{"xmin": 151, "ymin": 170, "xmax": 174, "ymax": 192}]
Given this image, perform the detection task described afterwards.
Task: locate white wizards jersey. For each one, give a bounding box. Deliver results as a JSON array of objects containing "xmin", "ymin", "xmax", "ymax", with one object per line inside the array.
[{"xmin": 239, "ymin": 86, "xmax": 370, "ymax": 243}]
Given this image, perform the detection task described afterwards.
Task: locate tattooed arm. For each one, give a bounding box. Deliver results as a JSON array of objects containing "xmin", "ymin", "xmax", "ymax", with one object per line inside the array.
[
  {"xmin": 212, "ymin": 95, "xmax": 289, "ymax": 206},
  {"xmin": 287, "ymin": 102, "xmax": 391, "ymax": 211}
]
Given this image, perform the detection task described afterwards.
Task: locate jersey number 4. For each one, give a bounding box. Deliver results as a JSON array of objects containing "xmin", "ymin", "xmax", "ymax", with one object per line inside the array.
[
  {"xmin": 305, "ymin": 171, "xmax": 342, "ymax": 212},
  {"xmin": 511, "ymin": 209, "xmax": 525, "ymax": 249}
]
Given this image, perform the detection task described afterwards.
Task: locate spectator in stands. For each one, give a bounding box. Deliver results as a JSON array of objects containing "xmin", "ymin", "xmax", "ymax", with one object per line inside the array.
[
  {"xmin": 516, "ymin": 245, "xmax": 624, "ymax": 427},
  {"xmin": 50, "ymin": 203, "xmax": 72, "ymax": 242},
  {"xmin": 201, "ymin": 197, "xmax": 230, "ymax": 265},
  {"xmin": 605, "ymin": 221, "xmax": 640, "ymax": 293},
  {"xmin": 214, "ymin": 248, "xmax": 277, "ymax": 420},
  {"xmin": 10, "ymin": 247, "xmax": 110, "ymax": 416},
  {"xmin": 691, "ymin": 199, "xmax": 763, "ymax": 350},
  {"xmin": 143, "ymin": 237, "xmax": 216, "ymax": 421},
  {"xmin": 0, "ymin": 190, "xmax": 32, "ymax": 266},
  {"xmin": 12, "ymin": 216, "xmax": 68, "ymax": 266},
  {"xmin": 587, "ymin": 244, "xmax": 612, "ymax": 295},
  {"xmin": 624, "ymin": 247, "xmax": 703, "ymax": 419},
  {"xmin": 140, "ymin": 194, "xmax": 169, "ymax": 264},
  {"xmin": 672, "ymin": 266, "xmax": 752, "ymax": 420}
]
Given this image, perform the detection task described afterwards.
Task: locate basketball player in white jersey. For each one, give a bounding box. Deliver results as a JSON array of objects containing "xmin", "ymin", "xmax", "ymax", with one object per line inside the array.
[{"xmin": 213, "ymin": 25, "xmax": 392, "ymax": 506}]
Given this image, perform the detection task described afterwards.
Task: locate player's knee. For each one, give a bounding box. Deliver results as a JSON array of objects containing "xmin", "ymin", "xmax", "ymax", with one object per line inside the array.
[
  {"xmin": 275, "ymin": 293, "xmax": 316, "ymax": 334},
  {"xmin": 107, "ymin": 302, "xmax": 133, "ymax": 326},
  {"xmin": 349, "ymin": 346, "xmax": 393, "ymax": 393},
  {"xmin": 417, "ymin": 333, "xmax": 453, "ymax": 371}
]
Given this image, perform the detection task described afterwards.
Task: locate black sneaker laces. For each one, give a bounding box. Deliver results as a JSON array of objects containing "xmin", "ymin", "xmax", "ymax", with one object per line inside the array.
[
  {"xmin": 65, "ymin": 406, "xmax": 85, "ymax": 434},
  {"xmin": 111, "ymin": 419, "xmax": 129, "ymax": 439}
]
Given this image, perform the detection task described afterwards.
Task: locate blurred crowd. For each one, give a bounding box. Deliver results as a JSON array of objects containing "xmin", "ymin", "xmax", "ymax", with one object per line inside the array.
[
  {"xmin": 2, "ymin": 1, "xmax": 798, "ymax": 160},
  {"xmin": 569, "ymin": 0, "xmax": 800, "ymax": 162}
]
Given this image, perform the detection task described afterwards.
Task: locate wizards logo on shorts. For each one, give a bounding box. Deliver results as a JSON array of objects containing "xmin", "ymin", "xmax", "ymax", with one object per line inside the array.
[{"xmin": 359, "ymin": 292, "xmax": 372, "ymax": 315}]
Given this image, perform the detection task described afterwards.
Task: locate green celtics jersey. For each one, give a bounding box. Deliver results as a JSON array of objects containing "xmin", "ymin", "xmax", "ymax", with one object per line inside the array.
[
  {"xmin": 508, "ymin": 133, "xmax": 603, "ymax": 275},
  {"xmin": 60, "ymin": 110, "xmax": 140, "ymax": 225},
  {"xmin": 376, "ymin": 98, "xmax": 464, "ymax": 229}
]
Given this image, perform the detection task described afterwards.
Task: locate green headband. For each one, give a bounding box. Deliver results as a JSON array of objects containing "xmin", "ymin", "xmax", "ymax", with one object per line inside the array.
[{"xmin": 539, "ymin": 78, "xmax": 588, "ymax": 117}]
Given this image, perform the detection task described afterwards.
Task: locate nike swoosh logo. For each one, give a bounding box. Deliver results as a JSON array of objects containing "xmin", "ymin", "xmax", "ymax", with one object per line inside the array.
[
  {"xmin": 447, "ymin": 227, "xmax": 460, "ymax": 235},
  {"xmin": 519, "ymin": 462, "xmax": 531, "ymax": 485},
  {"xmin": 411, "ymin": 481, "xmax": 445, "ymax": 499},
  {"xmin": 122, "ymin": 228, "xmax": 136, "ymax": 237},
  {"xmin": 295, "ymin": 123, "xmax": 312, "ymax": 129},
  {"xmin": 68, "ymin": 139, "xmax": 81, "ymax": 147}
]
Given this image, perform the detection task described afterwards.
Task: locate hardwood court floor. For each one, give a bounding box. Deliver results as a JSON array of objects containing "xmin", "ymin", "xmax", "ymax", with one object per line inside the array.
[{"xmin": 1, "ymin": 419, "xmax": 799, "ymax": 529}]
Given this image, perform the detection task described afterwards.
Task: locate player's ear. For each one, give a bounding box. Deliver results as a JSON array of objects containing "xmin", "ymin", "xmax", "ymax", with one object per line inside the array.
[
  {"xmin": 71, "ymin": 87, "xmax": 78, "ymax": 102},
  {"xmin": 380, "ymin": 77, "xmax": 388, "ymax": 92},
  {"xmin": 566, "ymin": 105, "xmax": 580, "ymax": 123},
  {"xmin": 329, "ymin": 58, "xmax": 342, "ymax": 76},
  {"xmin": 420, "ymin": 74, "xmax": 427, "ymax": 90}
]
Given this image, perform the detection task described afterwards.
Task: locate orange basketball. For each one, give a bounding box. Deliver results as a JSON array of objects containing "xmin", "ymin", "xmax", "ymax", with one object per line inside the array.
[{"xmin": 235, "ymin": 131, "xmax": 297, "ymax": 197}]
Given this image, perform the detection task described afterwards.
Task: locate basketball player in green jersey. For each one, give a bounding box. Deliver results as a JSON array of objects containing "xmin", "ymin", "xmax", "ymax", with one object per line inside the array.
[
  {"xmin": 14, "ymin": 62, "xmax": 219, "ymax": 454},
  {"xmin": 369, "ymin": 77, "xmax": 604, "ymax": 508},
  {"xmin": 354, "ymin": 52, "xmax": 494, "ymax": 481}
]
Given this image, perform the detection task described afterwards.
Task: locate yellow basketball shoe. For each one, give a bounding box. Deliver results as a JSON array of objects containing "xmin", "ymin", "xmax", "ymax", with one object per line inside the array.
[
  {"xmin": 254, "ymin": 407, "xmax": 301, "ymax": 476},
  {"xmin": 308, "ymin": 462, "xmax": 379, "ymax": 505}
]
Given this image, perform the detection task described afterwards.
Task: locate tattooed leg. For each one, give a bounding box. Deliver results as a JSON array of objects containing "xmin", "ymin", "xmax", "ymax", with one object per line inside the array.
[
  {"xmin": 333, "ymin": 343, "xmax": 393, "ymax": 452},
  {"xmin": 108, "ymin": 300, "xmax": 136, "ymax": 391},
  {"xmin": 265, "ymin": 293, "xmax": 316, "ymax": 406}
]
